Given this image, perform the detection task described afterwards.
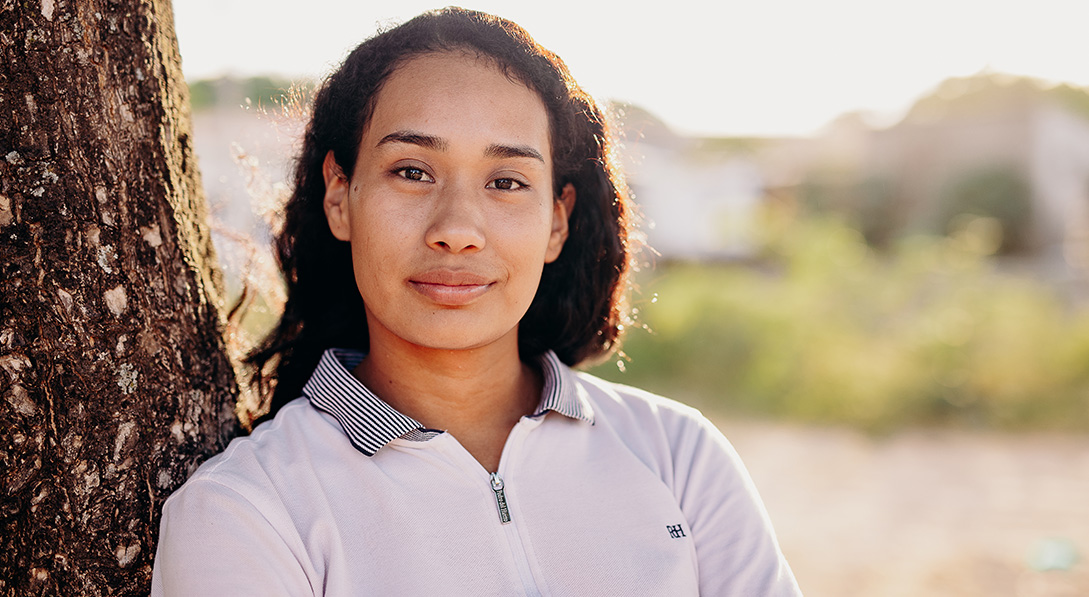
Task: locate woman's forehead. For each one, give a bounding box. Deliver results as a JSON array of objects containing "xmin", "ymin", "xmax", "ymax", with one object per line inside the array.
[{"xmin": 363, "ymin": 51, "xmax": 551, "ymax": 157}]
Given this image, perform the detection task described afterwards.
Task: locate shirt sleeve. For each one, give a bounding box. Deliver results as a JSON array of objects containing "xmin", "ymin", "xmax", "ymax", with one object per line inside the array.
[
  {"xmin": 151, "ymin": 478, "xmax": 315, "ymax": 597},
  {"xmin": 670, "ymin": 412, "xmax": 803, "ymax": 596}
]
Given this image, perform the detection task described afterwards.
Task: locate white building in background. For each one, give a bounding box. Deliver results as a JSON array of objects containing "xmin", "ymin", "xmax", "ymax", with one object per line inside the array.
[
  {"xmin": 614, "ymin": 105, "xmax": 765, "ymax": 261},
  {"xmin": 866, "ymin": 90, "xmax": 1089, "ymax": 261},
  {"xmin": 1029, "ymin": 104, "xmax": 1089, "ymax": 268}
]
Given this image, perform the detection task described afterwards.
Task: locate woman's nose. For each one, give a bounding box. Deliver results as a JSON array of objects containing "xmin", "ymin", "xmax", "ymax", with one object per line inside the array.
[{"xmin": 424, "ymin": 185, "xmax": 486, "ymax": 253}]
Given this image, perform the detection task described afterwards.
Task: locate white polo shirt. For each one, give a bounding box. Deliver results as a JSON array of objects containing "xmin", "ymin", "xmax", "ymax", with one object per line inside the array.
[{"xmin": 151, "ymin": 349, "xmax": 800, "ymax": 596}]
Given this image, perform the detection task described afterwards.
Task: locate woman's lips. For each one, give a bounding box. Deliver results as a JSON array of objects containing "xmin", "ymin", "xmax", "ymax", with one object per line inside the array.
[{"xmin": 409, "ymin": 271, "xmax": 494, "ymax": 306}]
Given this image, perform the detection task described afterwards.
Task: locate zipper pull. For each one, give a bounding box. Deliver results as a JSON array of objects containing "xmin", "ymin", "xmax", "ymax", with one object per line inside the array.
[{"xmin": 490, "ymin": 472, "xmax": 512, "ymax": 524}]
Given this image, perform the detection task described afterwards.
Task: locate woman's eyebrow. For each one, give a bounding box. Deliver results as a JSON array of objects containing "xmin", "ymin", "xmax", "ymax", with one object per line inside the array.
[
  {"xmin": 376, "ymin": 131, "xmax": 543, "ymax": 163},
  {"xmin": 376, "ymin": 130, "xmax": 448, "ymax": 151},
  {"xmin": 484, "ymin": 143, "xmax": 544, "ymax": 163}
]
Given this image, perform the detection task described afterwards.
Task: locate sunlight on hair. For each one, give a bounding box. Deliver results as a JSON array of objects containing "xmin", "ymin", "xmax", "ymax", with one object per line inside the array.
[{"xmin": 211, "ymin": 83, "xmax": 315, "ymax": 425}]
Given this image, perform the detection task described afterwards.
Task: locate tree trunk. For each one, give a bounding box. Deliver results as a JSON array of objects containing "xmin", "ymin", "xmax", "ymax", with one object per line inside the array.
[{"xmin": 0, "ymin": 1, "xmax": 241, "ymax": 595}]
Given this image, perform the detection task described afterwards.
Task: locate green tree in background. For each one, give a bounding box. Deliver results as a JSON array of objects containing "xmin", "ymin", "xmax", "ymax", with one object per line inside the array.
[{"xmin": 936, "ymin": 167, "xmax": 1034, "ymax": 253}]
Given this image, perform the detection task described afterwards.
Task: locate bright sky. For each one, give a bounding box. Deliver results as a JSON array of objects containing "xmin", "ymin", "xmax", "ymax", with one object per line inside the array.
[{"xmin": 173, "ymin": 0, "xmax": 1089, "ymax": 137}]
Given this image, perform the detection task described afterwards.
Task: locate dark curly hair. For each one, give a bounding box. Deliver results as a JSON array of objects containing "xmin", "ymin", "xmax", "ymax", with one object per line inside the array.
[{"xmin": 245, "ymin": 7, "xmax": 637, "ymax": 420}]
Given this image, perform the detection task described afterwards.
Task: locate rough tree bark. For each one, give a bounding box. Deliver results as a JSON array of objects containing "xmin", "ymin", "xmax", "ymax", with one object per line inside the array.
[{"xmin": 0, "ymin": 1, "xmax": 241, "ymax": 595}]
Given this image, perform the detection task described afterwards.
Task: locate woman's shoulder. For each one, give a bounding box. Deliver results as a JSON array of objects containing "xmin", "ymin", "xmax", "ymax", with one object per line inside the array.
[
  {"xmin": 571, "ymin": 369, "xmax": 709, "ymax": 427},
  {"xmin": 167, "ymin": 397, "xmax": 345, "ymax": 502},
  {"xmin": 566, "ymin": 369, "xmax": 727, "ymax": 458}
]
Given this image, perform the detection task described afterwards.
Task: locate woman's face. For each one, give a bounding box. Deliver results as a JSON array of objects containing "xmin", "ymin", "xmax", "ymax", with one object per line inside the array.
[{"xmin": 323, "ymin": 51, "xmax": 573, "ymax": 354}]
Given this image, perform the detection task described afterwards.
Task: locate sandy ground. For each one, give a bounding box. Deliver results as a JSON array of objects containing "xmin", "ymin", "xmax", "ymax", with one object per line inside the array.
[{"xmin": 716, "ymin": 418, "xmax": 1089, "ymax": 597}]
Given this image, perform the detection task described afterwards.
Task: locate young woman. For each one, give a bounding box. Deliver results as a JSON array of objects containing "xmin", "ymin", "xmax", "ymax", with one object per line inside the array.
[{"xmin": 152, "ymin": 8, "xmax": 801, "ymax": 596}]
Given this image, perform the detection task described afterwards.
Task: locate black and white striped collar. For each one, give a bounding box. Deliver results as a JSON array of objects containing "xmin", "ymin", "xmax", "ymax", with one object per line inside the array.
[{"xmin": 304, "ymin": 348, "xmax": 595, "ymax": 457}]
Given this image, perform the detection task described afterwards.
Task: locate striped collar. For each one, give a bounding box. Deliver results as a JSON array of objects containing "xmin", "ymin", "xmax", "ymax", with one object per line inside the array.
[{"xmin": 303, "ymin": 348, "xmax": 595, "ymax": 457}]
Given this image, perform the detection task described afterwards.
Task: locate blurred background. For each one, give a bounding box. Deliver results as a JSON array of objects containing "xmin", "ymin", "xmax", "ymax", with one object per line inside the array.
[{"xmin": 174, "ymin": 1, "xmax": 1089, "ymax": 595}]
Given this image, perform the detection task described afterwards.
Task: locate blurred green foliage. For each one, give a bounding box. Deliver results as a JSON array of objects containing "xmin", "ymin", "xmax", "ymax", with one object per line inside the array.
[
  {"xmin": 799, "ymin": 173, "xmax": 902, "ymax": 247},
  {"xmin": 937, "ymin": 167, "xmax": 1034, "ymax": 253},
  {"xmin": 189, "ymin": 76, "xmax": 309, "ymax": 111},
  {"xmin": 589, "ymin": 214, "xmax": 1089, "ymax": 432}
]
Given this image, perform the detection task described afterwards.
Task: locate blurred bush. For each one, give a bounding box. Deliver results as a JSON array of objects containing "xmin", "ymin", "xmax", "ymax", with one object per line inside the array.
[
  {"xmin": 589, "ymin": 214, "xmax": 1089, "ymax": 432},
  {"xmin": 936, "ymin": 166, "xmax": 1034, "ymax": 253},
  {"xmin": 799, "ymin": 174, "xmax": 903, "ymax": 248}
]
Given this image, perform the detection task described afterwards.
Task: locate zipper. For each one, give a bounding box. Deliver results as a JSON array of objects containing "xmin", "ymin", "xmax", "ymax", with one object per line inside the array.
[
  {"xmin": 490, "ymin": 472, "xmax": 512, "ymax": 524},
  {"xmin": 483, "ymin": 423, "xmax": 541, "ymax": 595}
]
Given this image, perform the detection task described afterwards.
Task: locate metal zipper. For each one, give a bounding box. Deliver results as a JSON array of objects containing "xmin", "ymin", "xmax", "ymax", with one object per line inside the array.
[{"xmin": 490, "ymin": 472, "xmax": 512, "ymax": 524}]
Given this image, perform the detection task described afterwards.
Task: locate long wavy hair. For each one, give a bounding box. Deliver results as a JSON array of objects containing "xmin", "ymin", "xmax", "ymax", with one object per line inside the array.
[{"xmin": 245, "ymin": 7, "xmax": 637, "ymax": 420}]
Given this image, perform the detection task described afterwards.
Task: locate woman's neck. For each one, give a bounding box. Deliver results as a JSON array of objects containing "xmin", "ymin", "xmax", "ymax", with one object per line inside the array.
[{"xmin": 352, "ymin": 324, "xmax": 541, "ymax": 472}]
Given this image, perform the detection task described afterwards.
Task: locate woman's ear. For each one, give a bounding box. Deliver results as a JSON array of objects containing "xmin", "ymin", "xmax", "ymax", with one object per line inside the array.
[
  {"xmin": 544, "ymin": 183, "xmax": 576, "ymax": 263},
  {"xmin": 322, "ymin": 151, "xmax": 352, "ymax": 241}
]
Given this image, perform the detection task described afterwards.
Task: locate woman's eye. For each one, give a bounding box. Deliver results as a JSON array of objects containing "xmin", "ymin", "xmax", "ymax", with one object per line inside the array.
[
  {"xmin": 487, "ymin": 178, "xmax": 524, "ymax": 191},
  {"xmin": 395, "ymin": 167, "xmax": 433, "ymax": 182}
]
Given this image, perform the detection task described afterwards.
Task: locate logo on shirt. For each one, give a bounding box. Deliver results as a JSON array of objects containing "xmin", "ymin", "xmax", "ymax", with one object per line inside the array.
[{"xmin": 666, "ymin": 524, "xmax": 686, "ymax": 539}]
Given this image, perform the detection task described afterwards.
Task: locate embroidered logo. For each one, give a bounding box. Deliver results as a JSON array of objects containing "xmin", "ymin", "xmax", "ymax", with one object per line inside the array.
[{"xmin": 667, "ymin": 524, "xmax": 686, "ymax": 539}]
